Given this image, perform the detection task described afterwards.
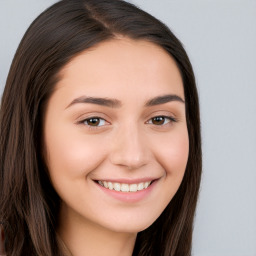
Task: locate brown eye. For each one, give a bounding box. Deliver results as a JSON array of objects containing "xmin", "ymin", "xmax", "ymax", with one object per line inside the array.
[
  {"xmin": 83, "ymin": 117, "xmax": 106, "ymax": 127},
  {"xmin": 148, "ymin": 116, "xmax": 175, "ymax": 126},
  {"xmin": 87, "ymin": 118, "xmax": 100, "ymax": 126},
  {"xmin": 152, "ymin": 116, "xmax": 165, "ymax": 125}
]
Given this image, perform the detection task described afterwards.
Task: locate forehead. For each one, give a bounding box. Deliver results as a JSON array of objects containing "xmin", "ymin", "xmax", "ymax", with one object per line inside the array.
[{"xmin": 55, "ymin": 38, "xmax": 184, "ymax": 101}]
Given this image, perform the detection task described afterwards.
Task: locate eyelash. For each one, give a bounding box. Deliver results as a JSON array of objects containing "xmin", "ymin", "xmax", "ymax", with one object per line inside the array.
[{"xmin": 78, "ymin": 115, "xmax": 177, "ymax": 129}]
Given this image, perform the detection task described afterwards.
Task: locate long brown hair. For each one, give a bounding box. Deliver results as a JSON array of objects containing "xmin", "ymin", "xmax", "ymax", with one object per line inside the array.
[{"xmin": 0, "ymin": 0, "xmax": 202, "ymax": 255}]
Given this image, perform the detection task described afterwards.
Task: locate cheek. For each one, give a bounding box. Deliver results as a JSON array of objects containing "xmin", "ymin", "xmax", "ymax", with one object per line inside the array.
[
  {"xmin": 44, "ymin": 123, "xmax": 108, "ymax": 180},
  {"xmin": 153, "ymin": 128, "xmax": 189, "ymax": 178},
  {"xmin": 150, "ymin": 128, "xmax": 189, "ymax": 216}
]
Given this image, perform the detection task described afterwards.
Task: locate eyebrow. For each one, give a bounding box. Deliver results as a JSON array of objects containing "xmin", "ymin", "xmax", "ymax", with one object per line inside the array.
[
  {"xmin": 66, "ymin": 94, "xmax": 184, "ymax": 109},
  {"xmin": 145, "ymin": 94, "xmax": 185, "ymax": 106},
  {"xmin": 66, "ymin": 96, "xmax": 122, "ymax": 109}
]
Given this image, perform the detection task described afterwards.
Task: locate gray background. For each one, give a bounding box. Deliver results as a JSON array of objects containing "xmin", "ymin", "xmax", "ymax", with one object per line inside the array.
[{"xmin": 0, "ymin": 1, "xmax": 256, "ymax": 255}]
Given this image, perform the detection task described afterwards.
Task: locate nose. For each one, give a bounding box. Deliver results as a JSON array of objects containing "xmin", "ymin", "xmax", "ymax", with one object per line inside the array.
[{"xmin": 110, "ymin": 123, "xmax": 151, "ymax": 170}]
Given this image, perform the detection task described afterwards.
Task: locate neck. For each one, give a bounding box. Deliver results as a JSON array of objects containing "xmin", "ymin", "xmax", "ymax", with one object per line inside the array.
[{"xmin": 58, "ymin": 204, "xmax": 137, "ymax": 256}]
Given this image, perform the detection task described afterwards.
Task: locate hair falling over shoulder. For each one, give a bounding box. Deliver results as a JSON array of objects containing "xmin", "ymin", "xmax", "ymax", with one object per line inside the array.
[{"xmin": 0, "ymin": 0, "xmax": 201, "ymax": 255}]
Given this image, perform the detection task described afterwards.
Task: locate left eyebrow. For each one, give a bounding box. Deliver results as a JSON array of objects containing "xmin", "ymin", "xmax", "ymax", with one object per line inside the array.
[{"xmin": 145, "ymin": 94, "xmax": 185, "ymax": 106}]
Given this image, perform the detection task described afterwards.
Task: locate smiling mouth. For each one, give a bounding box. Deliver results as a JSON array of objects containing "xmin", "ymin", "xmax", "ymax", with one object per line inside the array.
[{"xmin": 96, "ymin": 180, "xmax": 153, "ymax": 192}]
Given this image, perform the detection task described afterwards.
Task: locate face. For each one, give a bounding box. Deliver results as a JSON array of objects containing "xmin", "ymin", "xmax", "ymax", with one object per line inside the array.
[{"xmin": 43, "ymin": 38, "xmax": 189, "ymax": 234}]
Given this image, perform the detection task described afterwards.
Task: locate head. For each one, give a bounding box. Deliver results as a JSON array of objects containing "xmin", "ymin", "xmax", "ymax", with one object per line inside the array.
[{"xmin": 0, "ymin": 0, "xmax": 201, "ymax": 255}]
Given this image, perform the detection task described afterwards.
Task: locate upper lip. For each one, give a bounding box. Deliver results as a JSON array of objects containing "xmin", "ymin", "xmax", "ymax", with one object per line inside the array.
[{"xmin": 94, "ymin": 177, "xmax": 159, "ymax": 184}]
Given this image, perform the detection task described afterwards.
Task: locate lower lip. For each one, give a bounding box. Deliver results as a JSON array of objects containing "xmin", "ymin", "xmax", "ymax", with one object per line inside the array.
[{"xmin": 95, "ymin": 180, "xmax": 158, "ymax": 203}]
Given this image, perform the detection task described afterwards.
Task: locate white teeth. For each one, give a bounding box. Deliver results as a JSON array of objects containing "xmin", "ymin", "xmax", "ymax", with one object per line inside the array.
[
  {"xmin": 121, "ymin": 184, "xmax": 129, "ymax": 192},
  {"xmin": 114, "ymin": 183, "xmax": 121, "ymax": 191},
  {"xmin": 137, "ymin": 183, "xmax": 144, "ymax": 191},
  {"xmin": 144, "ymin": 182, "xmax": 150, "ymax": 188},
  {"xmin": 108, "ymin": 182, "xmax": 113, "ymax": 190},
  {"xmin": 97, "ymin": 180, "xmax": 152, "ymax": 192},
  {"xmin": 129, "ymin": 184, "xmax": 137, "ymax": 192},
  {"xmin": 103, "ymin": 181, "xmax": 108, "ymax": 188}
]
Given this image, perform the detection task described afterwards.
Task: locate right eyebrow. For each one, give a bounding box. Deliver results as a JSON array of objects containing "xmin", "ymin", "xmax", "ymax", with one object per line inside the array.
[{"xmin": 65, "ymin": 96, "xmax": 122, "ymax": 109}]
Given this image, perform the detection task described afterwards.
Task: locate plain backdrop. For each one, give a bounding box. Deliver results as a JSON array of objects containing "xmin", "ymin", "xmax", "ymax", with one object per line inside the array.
[{"xmin": 0, "ymin": 1, "xmax": 256, "ymax": 256}]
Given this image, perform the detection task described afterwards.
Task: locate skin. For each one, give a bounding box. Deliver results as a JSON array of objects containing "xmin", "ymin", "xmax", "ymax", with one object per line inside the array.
[{"xmin": 43, "ymin": 38, "xmax": 189, "ymax": 256}]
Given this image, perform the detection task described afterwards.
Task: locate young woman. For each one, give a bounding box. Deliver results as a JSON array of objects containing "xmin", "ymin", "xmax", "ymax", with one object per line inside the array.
[{"xmin": 0, "ymin": 0, "xmax": 202, "ymax": 255}]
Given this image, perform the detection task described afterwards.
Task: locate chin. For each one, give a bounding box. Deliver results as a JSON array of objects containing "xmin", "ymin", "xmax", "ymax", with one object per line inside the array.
[{"xmin": 102, "ymin": 215, "xmax": 157, "ymax": 234}]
